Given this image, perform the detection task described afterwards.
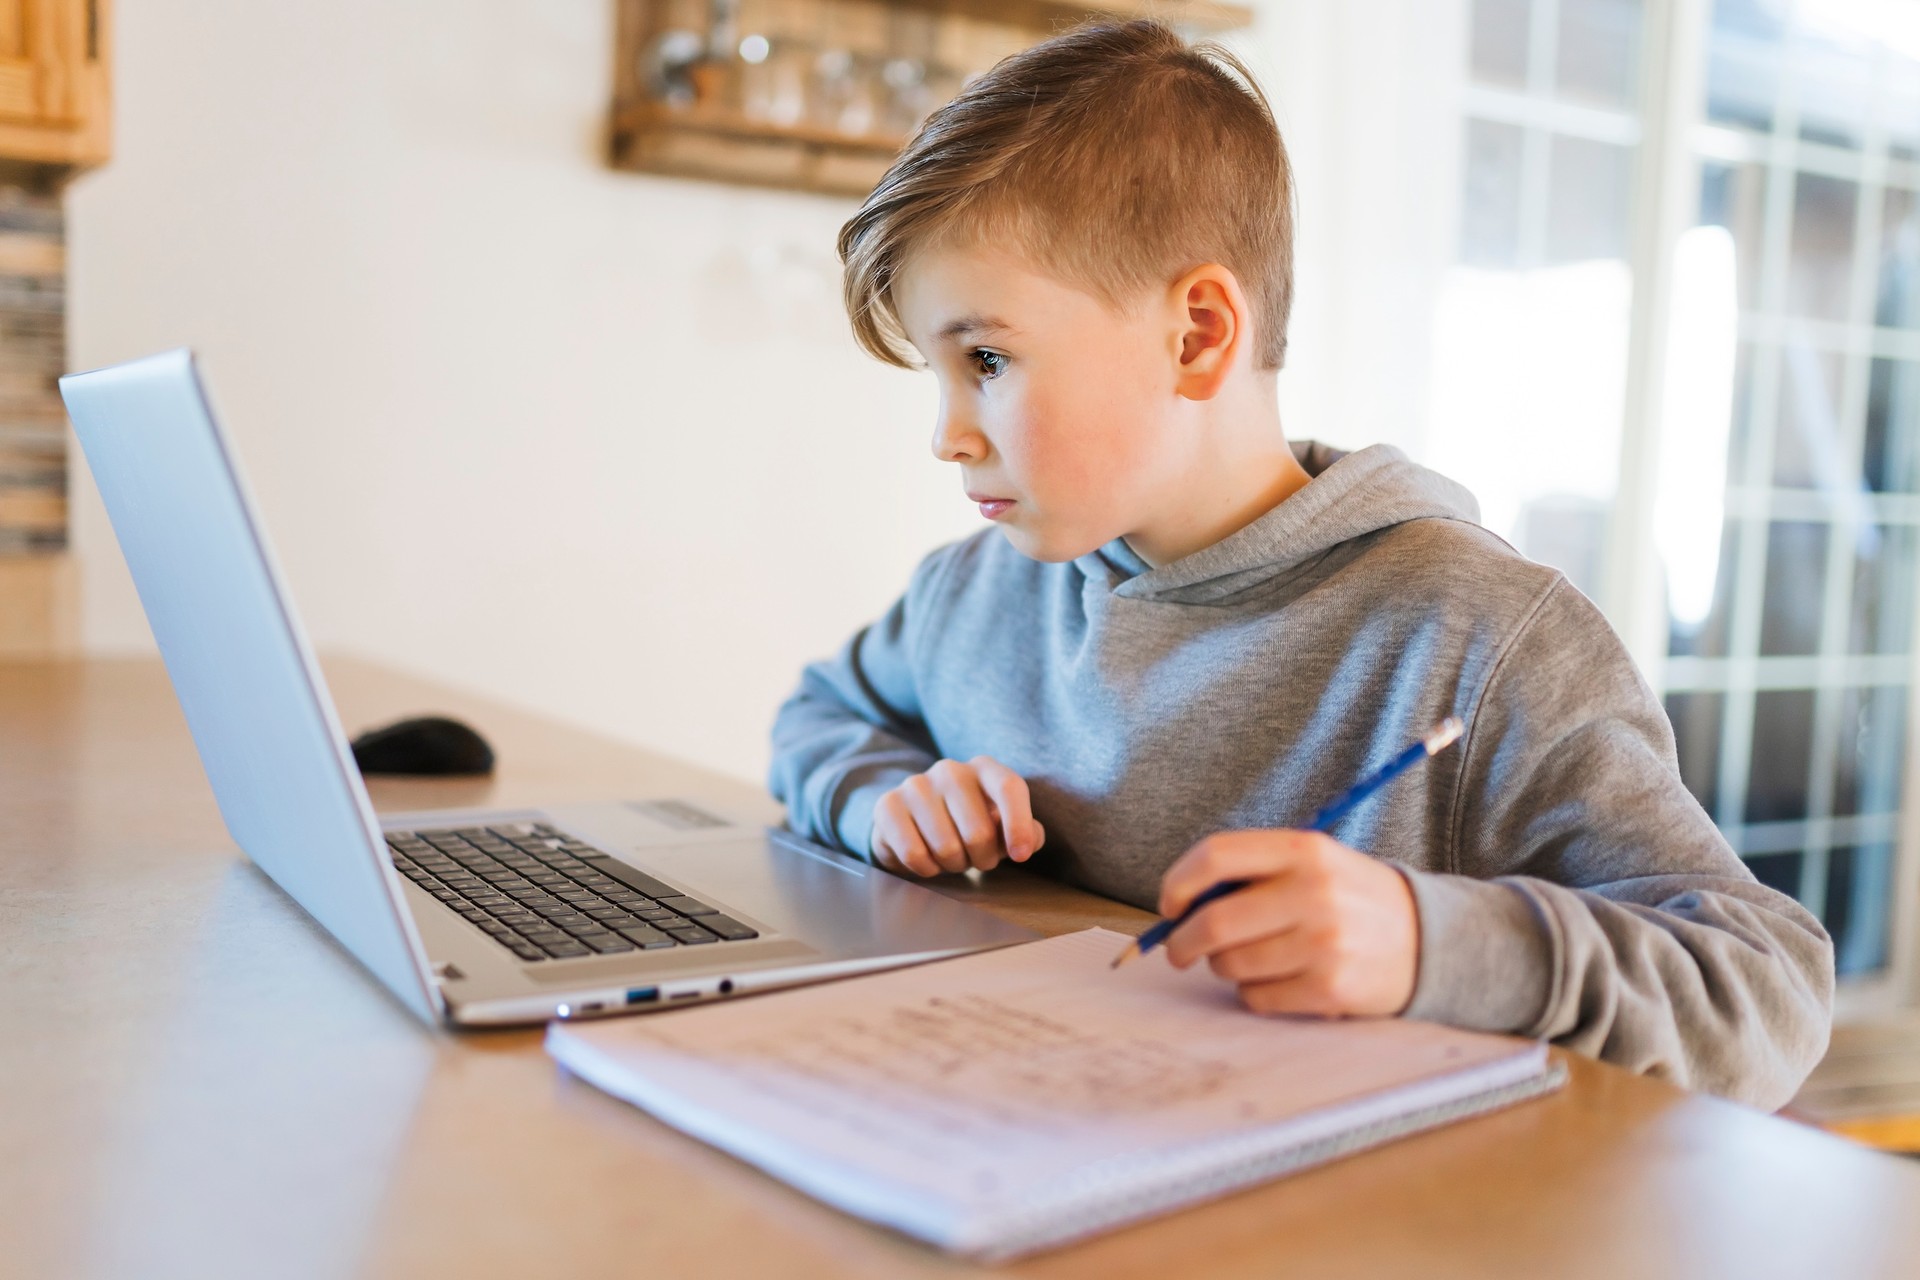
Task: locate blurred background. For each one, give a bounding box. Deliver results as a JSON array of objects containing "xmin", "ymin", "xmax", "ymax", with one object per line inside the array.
[{"xmin": 2, "ymin": 0, "xmax": 1918, "ymax": 1012}]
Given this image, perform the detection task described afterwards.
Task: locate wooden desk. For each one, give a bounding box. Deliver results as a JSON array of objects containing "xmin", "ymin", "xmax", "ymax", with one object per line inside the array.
[{"xmin": 7, "ymin": 655, "xmax": 1920, "ymax": 1280}]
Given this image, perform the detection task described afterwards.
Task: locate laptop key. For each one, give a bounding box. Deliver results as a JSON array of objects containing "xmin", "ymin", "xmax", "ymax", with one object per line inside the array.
[
  {"xmin": 601, "ymin": 911, "xmax": 654, "ymax": 930},
  {"xmin": 698, "ymin": 914, "xmax": 759, "ymax": 942},
  {"xmin": 665, "ymin": 926, "xmax": 718, "ymax": 945},
  {"xmin": 542, "ymin": 940, "xmax": 590, "ymax": 958},
  {"xmin": 615, "ymin": 925, "xmax": 676, "ymax": 949},
  {"xmin": 580, "ymin": 856, "xmax": 681, "ymax": 899},
  {"xmin": 653, "ymin": 895, "xmax": 718, "ymax": 917},
  {"xmin": 508, "ymin": 943, "xmax": 546, "ymax": 962},
  {"xmin": 579, "ymin": 934, "xmax": 636, "ymax": 955}
]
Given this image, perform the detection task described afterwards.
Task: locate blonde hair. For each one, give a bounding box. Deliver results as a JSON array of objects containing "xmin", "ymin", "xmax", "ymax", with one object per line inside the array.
[{"xmin": 837, "ymin": 18, "xmax": 1295, "ymax": 372}]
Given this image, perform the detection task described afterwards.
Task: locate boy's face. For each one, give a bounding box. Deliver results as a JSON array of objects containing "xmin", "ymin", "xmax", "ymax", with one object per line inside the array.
[{"xmin": 893, "ymin": 240, "xmax": 1185, "ymax": 563}]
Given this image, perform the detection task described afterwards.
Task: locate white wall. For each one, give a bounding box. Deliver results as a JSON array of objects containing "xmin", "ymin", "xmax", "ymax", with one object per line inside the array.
[
  {"xmin": 1256, "ymin": 0, "xmax": 1467, "ymax": 463},
  {"xmin": 67, "ymin": 0, "xmax": 1465, "ymax": 786}
]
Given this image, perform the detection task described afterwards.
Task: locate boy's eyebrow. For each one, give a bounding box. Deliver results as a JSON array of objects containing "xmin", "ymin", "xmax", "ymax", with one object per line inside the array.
[{"xmin": 937, "ymin": 314, "xmax": 1019, "ymax": 342}]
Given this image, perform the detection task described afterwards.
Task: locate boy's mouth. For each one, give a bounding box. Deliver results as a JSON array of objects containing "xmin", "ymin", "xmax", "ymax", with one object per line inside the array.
[{"xmin": 967, "ymin": 491, "xmax": 1016, "ymax": 520}]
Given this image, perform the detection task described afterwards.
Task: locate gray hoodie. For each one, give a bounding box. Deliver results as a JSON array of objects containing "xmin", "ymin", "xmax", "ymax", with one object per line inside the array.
[{"xmin": 769, "ymin": 441, "xmax": 1834, "ymax": 1109}]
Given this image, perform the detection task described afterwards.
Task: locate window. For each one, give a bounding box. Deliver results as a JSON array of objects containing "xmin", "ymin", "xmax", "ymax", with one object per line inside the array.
[
  {"xmin": 1454, "ymin": 0, "xmax": 1920, "ymax": 999},
  {"xmin": 1666, "ymin": 0, "xmax": 1920, "ymax": 979},
  {"xmin": 1438, "ymin": 0, "xmax": 1646, "ymax": 603}
]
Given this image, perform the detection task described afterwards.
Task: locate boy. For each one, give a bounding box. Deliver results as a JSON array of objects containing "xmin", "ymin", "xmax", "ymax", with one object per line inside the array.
[{"xmin": 769, "ymin": 19, "xmax": 1832, "ymax": 1109}]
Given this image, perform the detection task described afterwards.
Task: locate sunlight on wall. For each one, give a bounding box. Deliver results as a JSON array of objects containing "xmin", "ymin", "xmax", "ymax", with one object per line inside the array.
[{"xmin": 1655, "ymin": 225, "xmax": 1737, "ymax": 631}]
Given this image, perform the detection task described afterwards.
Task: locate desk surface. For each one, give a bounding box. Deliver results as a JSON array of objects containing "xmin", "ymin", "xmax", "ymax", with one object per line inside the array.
[{"xmin": 7, "ymin": 655, "xmax": 1920, "ymax": 1280}]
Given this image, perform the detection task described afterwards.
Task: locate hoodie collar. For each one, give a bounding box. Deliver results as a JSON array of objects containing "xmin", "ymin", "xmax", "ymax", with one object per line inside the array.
[{"xmin": 1073, "ymin": 441, "xmax": 1482, "ymax": 604}]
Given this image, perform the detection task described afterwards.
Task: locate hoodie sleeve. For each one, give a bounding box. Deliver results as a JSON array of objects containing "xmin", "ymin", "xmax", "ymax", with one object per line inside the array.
[
  {"xmin": 767, "ymin": 556, "xmax": 945, "ymax": 860},
  {"xmin": 1399, "ymin": 577, "xmax": 1835, "ymax": 1110}
]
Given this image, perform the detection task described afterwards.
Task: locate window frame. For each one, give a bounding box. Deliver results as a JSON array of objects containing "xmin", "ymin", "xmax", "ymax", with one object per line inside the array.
[{"xmin": 1602, "ymin": 0, "xmax": 1920, "ymax": 1016}]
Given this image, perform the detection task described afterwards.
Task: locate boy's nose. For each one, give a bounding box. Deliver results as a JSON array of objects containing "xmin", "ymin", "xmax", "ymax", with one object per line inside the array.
[{"xmin": 931, "ymin": 413, "xmax": 982, "ymax": 464}]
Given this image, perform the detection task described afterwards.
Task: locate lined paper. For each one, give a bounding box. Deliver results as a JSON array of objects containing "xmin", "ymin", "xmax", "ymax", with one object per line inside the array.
[{"xmin": 548, "ymin": 928, "xmax": 1553, "ymax": 1255}]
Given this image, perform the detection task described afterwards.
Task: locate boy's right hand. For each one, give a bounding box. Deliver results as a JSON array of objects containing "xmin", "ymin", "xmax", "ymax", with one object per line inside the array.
[{"xmin": 870, "ymin": 756, "xmax": 1046, "ymax": 876}]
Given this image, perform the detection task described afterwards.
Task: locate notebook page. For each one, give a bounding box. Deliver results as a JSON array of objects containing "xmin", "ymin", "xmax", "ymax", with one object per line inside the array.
[{"xmin": 548, "ymin": 928, "xmax": 1545, "ymax": 1248}]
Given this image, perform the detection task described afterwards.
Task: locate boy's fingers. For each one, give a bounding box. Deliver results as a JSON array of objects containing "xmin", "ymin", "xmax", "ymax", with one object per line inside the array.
[
  {"xmin": 1159, "ymin": 829, "xmax": 1320, "ymax": 918},
  {"xmin": 935, "ymin": 771, "xmax": 1003, "ymax": 871},
  {"xmin": 872, "ymin": 794, "xmax": 938, "ymax": 877},
  {"xmin": 1162, "ymin": 880, "xmax": 1307, "ymax": 969},
  {"xmin": 971, "ymin": 757, "xmax": 1041, "ymax": 859},
  {"xmin": 901, "ymin": 777, "xmax": 970, "ymax": 874},
  {"xmin": 1235, "ymin": 969, "xmax": 1345, "ymax": 1019},
  {"xmin": 1202, "ymin": 925, "xmax": 1318, "ymax": 986}
]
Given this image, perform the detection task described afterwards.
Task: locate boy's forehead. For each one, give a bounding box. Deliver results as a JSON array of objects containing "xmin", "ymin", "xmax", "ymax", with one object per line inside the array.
[{"xmin": 895, "ymin": 243, "xmax": 1095, "ymax": 344}]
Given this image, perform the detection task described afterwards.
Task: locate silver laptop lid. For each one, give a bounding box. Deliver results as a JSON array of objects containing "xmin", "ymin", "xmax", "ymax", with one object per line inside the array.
[{"xmin": 61, "ymin": 349, "xmax": 440, "ymax": 1022}]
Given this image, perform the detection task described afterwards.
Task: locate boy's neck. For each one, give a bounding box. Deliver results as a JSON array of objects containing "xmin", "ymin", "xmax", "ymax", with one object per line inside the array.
[{"xmin": 1124, "ymin": 380, "xmax": 1313, "ymax": 568}]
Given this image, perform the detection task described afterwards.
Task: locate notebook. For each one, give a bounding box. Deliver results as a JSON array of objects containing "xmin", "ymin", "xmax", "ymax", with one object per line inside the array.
[{"xmin": 546, "ymin": 927, "xmax": 1565, "ymax": 1259}]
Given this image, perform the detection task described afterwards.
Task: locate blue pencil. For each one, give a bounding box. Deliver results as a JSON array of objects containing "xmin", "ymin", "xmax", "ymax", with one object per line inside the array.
[{"xmin": 1109, "ymin": 716, "xmax": 1466, "ymax": 969}]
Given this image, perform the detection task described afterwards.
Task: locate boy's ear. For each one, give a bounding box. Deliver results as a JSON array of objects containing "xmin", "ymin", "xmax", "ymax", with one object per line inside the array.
[{"xmin": 1167, "ymin": 263, "xmax": 1247, "ymax": 401}]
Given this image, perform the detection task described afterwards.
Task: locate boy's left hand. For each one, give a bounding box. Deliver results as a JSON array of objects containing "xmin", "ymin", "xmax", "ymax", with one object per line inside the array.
[{"xmin": 1158, "ymin": 830, "xmax": 1419, "ymax": 1017}]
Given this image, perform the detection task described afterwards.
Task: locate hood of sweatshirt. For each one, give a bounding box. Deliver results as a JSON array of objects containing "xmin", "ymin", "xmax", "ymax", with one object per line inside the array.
[{"xmin": 1080, "ymin": 441, "xmax": 1483, "ymax": 604}]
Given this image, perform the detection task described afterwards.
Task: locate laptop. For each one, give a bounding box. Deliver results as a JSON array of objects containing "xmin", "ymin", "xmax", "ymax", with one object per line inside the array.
[{"xmin": 60, "ymin": 349, "xmax": 1038, "ymax": 1026}]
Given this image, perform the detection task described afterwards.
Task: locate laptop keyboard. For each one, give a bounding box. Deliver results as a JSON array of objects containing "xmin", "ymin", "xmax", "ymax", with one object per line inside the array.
[{"xmin": 385, "ymin": 823, "xmax": 759, "ymax": 963}]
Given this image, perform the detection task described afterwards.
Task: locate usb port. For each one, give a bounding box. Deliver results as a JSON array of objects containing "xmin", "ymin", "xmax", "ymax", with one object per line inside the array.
[{"xmin": 625, "ymin": 987, "xmax": 660, "ymax": 1005}]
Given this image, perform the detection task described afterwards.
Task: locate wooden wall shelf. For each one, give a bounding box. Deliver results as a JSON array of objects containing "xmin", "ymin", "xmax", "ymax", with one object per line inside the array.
[{"xmin": 610, "ymin": 0, "xmax": 1255, "ymax": 198}]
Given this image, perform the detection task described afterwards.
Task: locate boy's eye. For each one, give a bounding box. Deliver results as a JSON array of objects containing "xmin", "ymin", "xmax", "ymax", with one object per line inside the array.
[{"xmin": 969, "ymin": 349, "xmax": 1007, "ymax": 381}]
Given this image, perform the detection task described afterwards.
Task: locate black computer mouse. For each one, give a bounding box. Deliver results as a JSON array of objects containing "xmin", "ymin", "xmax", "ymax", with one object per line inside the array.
[{"xmin": 350, "ymin": 715, "xmax": 496, "ymax": 776}]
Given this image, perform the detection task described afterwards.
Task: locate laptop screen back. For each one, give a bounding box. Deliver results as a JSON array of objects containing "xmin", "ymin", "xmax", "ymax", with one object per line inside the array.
[{"xmin": 60, "ymin": 349, "xmax": 438, "ymax": 1022}]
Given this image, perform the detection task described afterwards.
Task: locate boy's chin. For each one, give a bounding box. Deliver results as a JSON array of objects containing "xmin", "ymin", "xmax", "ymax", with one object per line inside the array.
[{"xmin": 996, "ymin": 523, "xmax": 1103, "ymax": 564}]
